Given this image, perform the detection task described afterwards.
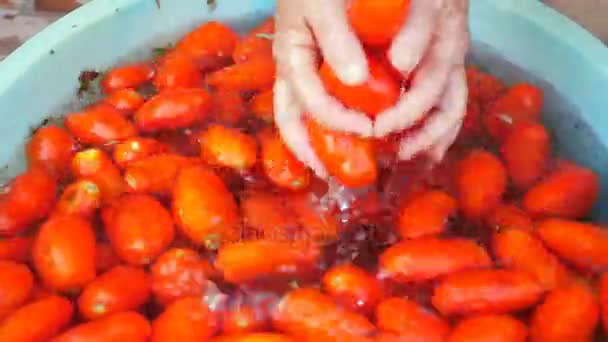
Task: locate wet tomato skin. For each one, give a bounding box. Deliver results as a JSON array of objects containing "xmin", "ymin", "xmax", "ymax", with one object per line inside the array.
[
  {"xmin": 199, "ymin": 124, "xmax": 258, "ymax": 170},
  {"xmin": 206, "ymin": 57, "xmax": 276, "ymax": 92},
  {"xmin": 376, "ymin": 297, "xmax": 450, "ymax": 342},
  {"xmin": 261, "ymin": 131, "xmax": 311, "ymax": 191},
  {"xmin": 71, "ymin": 148, "xmax": 125, "ymax": 203},
  {"xmin": 151, "ymin": 296, "xmax": 219, "ymax": 342},
  {"xmin": 102, "ymin": 194, "xmax": 174, "ymax": 265},
  {"xmin": 249, "ymin": 88, "xmax": 274, "ymax": 123},
  {"xmin": 124, "ymin": 153, "xmax": 197, "ymax": 195},
  {"xmin": 153, "ymin": 49, "xmax": 203, "ymax": 91},
  {"xmin": 210, "ymin": 89, "xmax": 247, "ymax": 125},
  {"xmin": 32, "ymin": 215, "xmax": 97, "ymax": 292},
  {"xmin": 232, "ymin": 18, "xmax": 275, "ymax": 63},
  {"xmin": 222, "ymin": 305, "xmax": 270, "ymax": 335},
  {"xmin": 212, "ymin": 333, "xmax": 295, "ymax": 342},
  {"xmin": 0, "ymin": 236, "xmax": 33, "ymax": 262},
  {"xmin": 398, "ymin": 190, "xmax": 458, "ymax": 239},
  {"xmin": 449, "ymin": 315, "xmax": 528, "ymax": 342},
  {"xmin": 151, "ymin": 248, "xmax": 214, "ymax": 306},
  {"xmin": 52, "ymin": 311, "xmax": 151, "ymax": 342},
  {"xmin": 112, "ymin": 137, "xmax": 167, "ymax": 168},
  {"xmin": 103, "ymin": 88, "xmax": 145, "ymax": 113},
  {"xmin": 26, "ymin": 125, "xmax": 76, "ymax": 179},
  {"xmin": 486, "ymin": 204, "xmax": 534, "ymax": 232},
  {"xmin": 348, "ymin": 0, "xmax": 410, "ymax": 46},
  {"xmin": 55, "ymin": 178, "xmax": 102, "ymax": 218},
  {"xmin": 0, "ymin": 261, "xmax": 34, "ymax": 318},
  {"xmin": 322, "ymin": 263, "xmax": 382, "ymax": 313},
  {"xmin": 101, "ymin": 62, "xmax": 155, "ymax": 94},
  {"xmin": 599, "ymin": 274, "xmax": 608, "ymax": 333},
  {"xmin": 175, "ymin": 21, "xmax": 239, "ymax": 64},
  {"xmin": 65, "ymin": 103, "xmax": 137, "ymax": 145},
  {"xmin": 500, "ymin": 122, "xmax": 550, "ymax": 190},
  {"xmin": 78, "ymin": 265, "xmax": 151, "ymax": 320},
  {"xmin": 0, "ymin": 295, "xmax": 74, "ymax": 342}
]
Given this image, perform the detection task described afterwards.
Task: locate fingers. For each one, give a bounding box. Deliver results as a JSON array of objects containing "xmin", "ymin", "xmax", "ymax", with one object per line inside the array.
[
  {"xmin": 374, "ymin": 2, "xmax": 469, "ymax": 138},
  {"xmin": 397, "ymin": 67, "xmax": 467, "ymax": 161},
  {"xmin": 388, "ymin": 0, "xmax": 443, "ymax": 75},
  {"xmin": 273, "ymin": 78, "xmax": 328, "ymax": 179},
  {"xmin": 427, "ymin": 120, "xmax": 463, "ymax": 163},
  {"xmin": 304, "ymin": 0, "xmax": 369, "ymax": 85}
]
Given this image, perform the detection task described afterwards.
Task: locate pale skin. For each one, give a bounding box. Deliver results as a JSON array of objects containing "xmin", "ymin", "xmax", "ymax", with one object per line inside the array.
[{"xmin": 273, "ymin": 0, "xmax": 469, "ymax": 179}]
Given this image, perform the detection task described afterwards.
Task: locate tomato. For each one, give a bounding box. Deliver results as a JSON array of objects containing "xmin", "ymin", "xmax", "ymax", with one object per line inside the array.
[
  {"xmin": 348, "ymin": 0, "xmax": 410, "ymax": 46},
  {"xmin": 206, "ymin": 57, "xmax": 276, "ymax": 92},
  {"xmin": 32, "ymin": 215, "xmax": 96, "ymax": 292},
  {"xmin": 484, "ymin": 83, "xmax": 544, "ymax": 141},
  {"xmin": 493, "ymin": 228, "xmax": 571, "ymax": 290},
  {"xmin": 26, "ymin": 125, "xmax": 76, "ymax": 178},
  {"xmin": 71, "ymin": 148, "xmax": 125, "ymax": 203},
  {"xmin": 151, "ymin": 297, "xmax": 219, "ymax": 342},
  {"xmin": 398, "ymin": 190, "xmax": 457, "ymax": 239},
  {"xmin": 222, "ymin": 305, "xmax": 270, "ymax": 335},
  {"xmin": 530, "ymin": 283, "xmax": 599, "ymax": 341},
  {"xmin": 380, "ymin": 238, "xmax": 492, "ymax": 283},
  {"xmin": 432, "ymin": 269, "xmax": 545, "ymax": 316},
  {"xmin": 485, "ymin": 204, "xmax": 534, "ymax": 232},
  {"xmin": 153, "ymin": 49, "xmax": 203, "ymax": 91},
  {"xmin": 78, "ymin": 265, "xmax": 151, "ymax": 320},
  {"xmin": 55, "ymin": 179, "xmax": 102, "ymax": 218},
  {"xmin": 216, "ymin": 241, "xmax": 320, "ymax": 283},
  {"xmin": 103, "ymin": 88, "xmax": 145, "ymax": 113},
  {"xmin": 0, "ymin": 236, "xmax": 33, "ymax": 262},
  {"xmin": 0, "ymin": 167, "xmax": 57, "ymax": 236},
  {"xmin": 233, "ymin": 18, "xmax": 274, "ymax": 63},
  {"xmin": 124, "ymin": 153, "xmax": 198, "ymax": 195},
  {"xmin": 212, "ymin": 333, "xmax": 295, "ymax": 342},
  {"xmin": 322, "ymin": 264, "xmax": 382, "ymax": 313},
  {"xmin": 376, "ymin": 298, "xmax": 449, "ymax": 342},
  {"xmin": 319, "ymin": 55, "xmax": 400, "ymax": 118},
  {"xmin": 176, "ymin": 21, "xmax": 239, "ymax": 65},
  {"xmin": 112, "ymin": 137, "xmax": 167, "ymax": 168},
  {"xmin": 103, "ymin": 194, "xmax": 174, "ymax": 265},
  {"xmin": 261, "ymin": 131, "xmax": 311, "ymax": 191},
  {"xmin": 449, "ymin": 315, "xmax": 528, "ymax": 342},
  {"xmin": 0, "ymin": 261, "xmax": 34, "ymax": 318},
  {"xmin": 94, "ymin": 242, "xmax": 121, "ymax": 273},
  {"xmin": 456, "ymin": 149, "xmax": 507, "ymax": 220},
  {"xmin": 173, "ymin": 166, "xmax": 240, "ymax": 249},
  {"xmin": 151, "ymin": 248, "xmax": 215, "ymax": 306},
  {"xmin": 65, "ymin": 103, "xmax": 137, "ymax": 145},
  {"xmin": 466, "ymin": 65, "xmax": 507, "ymax": 108},
  {"xmin": 241, "ymin": 191, "xmax": 297, "ymax": 240},
  {"xmin": 135, "ymin": 88, "xmax": 213, "ymax": 132},
  {"xmin": 523, "ymin": 164, "xmax": 599, "ymax": 219},
  {"xmin": 537, "ymin": 219, "xmax": 608, "ymax": 273},
  {"xmin": 307, "ymin": 118, "xmax": 377, "ymax": 188},
  {"xmin": 211, "ymin": 90, "xmax": 247, "ymax": 125},
  {"xmin": 52, "ymin": 311, "xmax": 151, "ymax": 342},
  {"xmin": 249, "ymin": 88, "xmax": 274, "ymax": 123},
  {"xmin": 599, "ymin": 274, "xmax": 608, "ymax": 333},
  {"xmin": 200, "ymin": 125, "xmax": 258, "ymax": 170},
  {"xmin": 287, "ymin": 192, "xmax": 340, "ymax": 244},
  {"xmin": 101, "ymin": 62, "xmax": 155, "ymax": 94},
  {"xmin": 272, "ymin": 288, "xmax": 376, "ymax": 341},
  {"xmin": 500, "ymin": 122, "xmax": 550, "ymax": 190},
  {"xmin": 0, "ymin": 295, "xmax": 73, "ymax": 342}
]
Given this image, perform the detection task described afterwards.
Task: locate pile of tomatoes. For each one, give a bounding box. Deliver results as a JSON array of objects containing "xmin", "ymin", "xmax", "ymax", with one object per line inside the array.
[{"xmin": 1, "ymin": 1, "xmax": 608, "ymax": 341}]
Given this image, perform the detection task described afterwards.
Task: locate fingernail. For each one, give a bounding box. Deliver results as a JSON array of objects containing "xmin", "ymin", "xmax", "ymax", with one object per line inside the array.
[{"xmin": 340, "ymin": 63, "xmax": 368, "ymax": 86}]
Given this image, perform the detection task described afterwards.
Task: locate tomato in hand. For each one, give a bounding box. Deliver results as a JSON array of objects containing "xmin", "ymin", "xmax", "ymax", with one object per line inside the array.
[
  {"xmin": 261, "ymin": 131, "xmax": 311, "ymax": 191},
  {"xmin": 348, "ymin": 0, "xmax": 410, "ymax": 46},
  {"xmin": 26, "ymin": 125, "xmax": 76, "ymax": 179}
]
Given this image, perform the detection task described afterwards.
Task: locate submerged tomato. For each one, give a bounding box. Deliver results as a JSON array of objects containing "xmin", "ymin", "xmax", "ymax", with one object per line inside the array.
[
  {"xmin": 101, "ymin": 62, "xmax": 155, "ymax": 94},
  {"xmin": 199, "ymin": 125, "xmax": 258, "ymax": 170},
  {"xmin": 26, "ymin": 125, "xmax": 76, "ymax": 179},
  {"xmin": 65, "ymin": 103, "xmax": 137, "ymax": 145},
  {"xmin": 261, "ymin": 131, "xmax": 311, "ymax": 191}
]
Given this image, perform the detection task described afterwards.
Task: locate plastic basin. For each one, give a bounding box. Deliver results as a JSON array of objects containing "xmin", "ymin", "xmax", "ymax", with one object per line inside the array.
[{"xmin": 1, "ymin": 0, "xmax": 608, "ymax": 218}]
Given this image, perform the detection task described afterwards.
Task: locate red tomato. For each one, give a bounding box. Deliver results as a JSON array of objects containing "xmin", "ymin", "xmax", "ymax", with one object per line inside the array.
[
  {"xmin": 222, "ymin": 305, "xmax": 270, "ymax": 335},
  {"xmin": 466, "ymin": 65, "xmax": 507, "ymax": 108},
  {"xmin": 103, "ymin": 88, "xmax": 145, "ymax": 113},
  {"xmin": 500, "ymin": 122, "xmax": 550, "ymax": 190},
  {"xmin": 286, "ymin": 192, "xmax": 340, "ymax": 244},
  {"xmin": 151, "ymin": 248, "xmax": 215, "ymax": 306},
  {"xmin": 94, "ymin": 242, "xmax": 121, "ymax": 273},
  {"xmin": 103, "ymin": 194, "xmax": 174, "ymax": 265},
  {"xmin": 530, "ymin": 283, "xmax": 599, "ymax": 342},
  {"xmin": 206, "ymin": 57, "xmax": 276, "ymax": 92},
  {"xmin": 376, "ymin": 298, "xmax": 449, "ymax": 342},
  {"xmin": 456, "ymin": 149, "xmax": 507, "ymax": 220},
  {"xmin": 199, "ymin": 124, "xmax": 258, "ymax": 170},
  {"xmin": 0, "ymin": 167, "xmax": 57, "ymax": 236},
  {"xmin": 319, "ymin": 55, "xmax": 400, "ymax": 118},
  {"xmin": 212, "ymin": 333, "xmax": 295, "ymax": 342},
  {"xmin": 32, "ymin": 215, "xmax": 96, "ymax": 292},
  {"xmin": 26, "ymin": 125, "xmax": 76, "ymax": 178},
  {"xmin": 216, "ymin": 241, "xmax": 320, "ymax": 283},
  {"xmin": 55, "ymin": 179, "xmax": 102, "ymax": 218},
  {"xmin": 52, "ymin": 311, "xmax": 151, "ymax": 342},
  {"xmin": 0, "ymin": 295, "xmax": 73, "ymax": 342},
  {"xmin": 233, "ymin": 18, "xmax": 275, "ymax": 63},
  {"xmin": 261, "ymin": 131, "xmax": 311, "ymax": 191},
  {"xmin": 249, "ymin": 88, "xmax": 274, "ymax": 123},
  {"xmin": 0, "ymin": 236, "xmax": 33, "ymax": 263},
  {"xmin": 398, "ymin": 190, "xmax": 457, "ymax": 239},
  {"xmin": 135, "ymin": 88, "xmax": 213, "ymax": 132},
  {"xmin": 380, "ymin": 238, "xmax": 492, "ymax": 283},
  {"xmin": 240, "ymin": 191, "xmax": 297, "ymax": 240},
  {"xmin": 0, "ymin": 261, "xmax": 34, "ymax": 318},
  {"xmin": 449, "ymin": 315, "xmax": 528, "ymax": 342},
  {"xmin": 348, "ymin": 0, "xmax": 410, "ymax": 46},
  {"xmin": 173, "ymin": 166, "xmax": 240, "ymax": 249},
  {"xmin": 322, "ymin": 264, "xmax": 382, "ymax": 313},
  {"xmin": 523, "ymin": 164, "xmax": 599, "ymax": 219},
  {"xmin": 151, "ymin": 297, "xmax": 219, "ymax": 342},
  {"xmin": 484, "ymin": 83, "xmax": 544, "ymax": 141},
  {"xmin": 307, "ymin": 118, "xmax": 377, "ymax": 188},
  {"xmin": 485, "ymin": 204, "xmax": 534, "ymax": 232},
  {"xmin": 78, "ymin": 265, "xmax": 151, "ymax": 320},
  {"xmin": 432, "ymin": 269, "xmax": 545, "ymax": 316},
  {"xmin": 176, "ymin": 21, "xmax": 239, "ymax": 65},
  {"xmin": 493, "ymin": 228, "xmax": 572, "ymax": 290},
  {"xmin": 124, "ymin": 153, "xmax": 198, "ymax": 195},
  {"xmin": 537, "ymin": 219, "xmax": 608, "ymax": 273},
  {"xmin": 71, "ymin": 148, "xmax": 125, "ymax": 203},
  {"xmin": 600, "ymin": 274, "xmax": 608, "ymax": 333},
  {"xmin": 101, "ymin": 62, "xmax": 155, "ymax": 94},
  {"xmin": 153, "ymin": 49, "xmax": 203, "ymax": 91},
  {"xmin": 272, "ymin": 288, "xmax": 375, "ymax": 341},
  {"xmin": 112, "ymin": 137, "xmax": 167, "ymax": 168},
  {"xmin": 65, "ymin": 103, "xmax": 137, "ymax": 145},
  {"xmin": 211, "ymin": 90, "xmax": 247, "ymax": 125}
]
